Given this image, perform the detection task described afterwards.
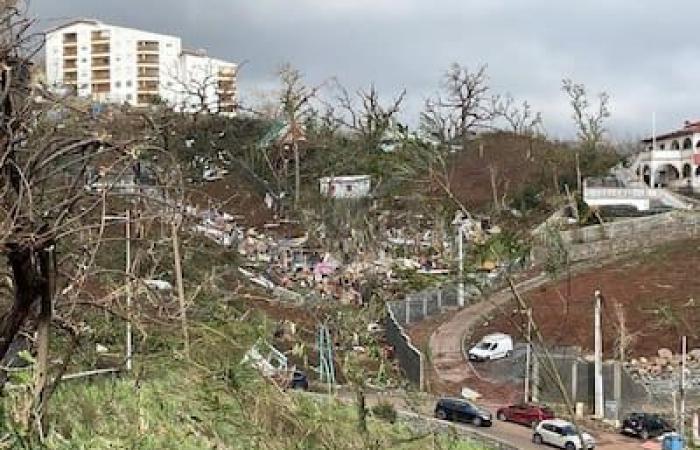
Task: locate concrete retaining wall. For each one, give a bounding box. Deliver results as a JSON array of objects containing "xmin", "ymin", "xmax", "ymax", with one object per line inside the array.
[
  {"xmin": 397, "ymin": 411, "xmax": 520, "ymax": 450},
  {"xmin": 385, "ymin": 306, "xmax": 425, "ymax": 390},
  {"xmin": 534, "ymin": 211, "xmax": 700, "ymax": 263}
]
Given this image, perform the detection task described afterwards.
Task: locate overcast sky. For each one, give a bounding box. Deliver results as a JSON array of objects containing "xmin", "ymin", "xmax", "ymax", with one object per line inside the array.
[{"xmin": 29, "ymin": 0, "xmax": 700, "ymax": 140}]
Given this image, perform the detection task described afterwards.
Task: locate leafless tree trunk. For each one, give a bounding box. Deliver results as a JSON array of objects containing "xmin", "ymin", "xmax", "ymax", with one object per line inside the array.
[
  {"xmin": 489, "ymin": 165, "xmax": 500, "ymax": 212},
  {"xmin": 333, "ymin": 81, "xmax": 406, "ymax": 150},
  {"xmin": 171, "ymin": 219, "xmax": 190, "ymax": 358},
  {"xmin": 421, "ymin": 63, "xmax": 495, "ymax": 145}
]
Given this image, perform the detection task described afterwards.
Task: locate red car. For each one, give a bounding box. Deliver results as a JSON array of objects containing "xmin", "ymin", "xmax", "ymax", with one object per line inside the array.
[{"xmin": 496, "ymin": 403, "xmax": 554, "ymax": 427}]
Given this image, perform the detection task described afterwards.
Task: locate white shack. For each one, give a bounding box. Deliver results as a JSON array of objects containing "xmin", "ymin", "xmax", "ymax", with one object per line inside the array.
[{"xmin": 319, "ymin": 175, "xmax": 371, "ymax": 199}]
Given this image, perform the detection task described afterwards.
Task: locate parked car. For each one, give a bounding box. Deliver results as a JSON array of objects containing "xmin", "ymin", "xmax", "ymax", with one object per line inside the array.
[
  {"xmin": 434, "ymin": 398, "xmax": 493, "ymax": 427},
  {"xmin": 496, "ymin": 403, "xmax": 554, "ymax": 427},
  {"xmin": 621, "ymin": 412, "xmax": 673, "ymax": 440},
  {"xmin": 289, "ymin": 370, "xmax": 309, "ymax": 390},
  {"xmin": 468, "ymin": 333, "xmax": 513, "ymax": 362},
  {"xmin": 533, "ymin": 419, "xmax": 596, "ymax": 449}
]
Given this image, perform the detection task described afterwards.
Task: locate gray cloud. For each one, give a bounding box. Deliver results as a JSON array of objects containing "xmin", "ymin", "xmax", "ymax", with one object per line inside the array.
[{"xmin": 29, "ymin": 0, "xmax": 700, "ymax": 140}]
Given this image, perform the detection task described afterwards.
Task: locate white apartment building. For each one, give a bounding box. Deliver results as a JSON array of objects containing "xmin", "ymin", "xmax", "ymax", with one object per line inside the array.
[{"xmin": 45, "ymin": 19, "xmax": 237, "ymax": 115}]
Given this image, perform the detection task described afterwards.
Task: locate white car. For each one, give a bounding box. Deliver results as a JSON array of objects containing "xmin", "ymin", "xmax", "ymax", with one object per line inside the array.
[
  {"xmin": 468, "ymin": 333, "xmax": 513, "ymax": 362},
  {"xmin": 533, "ymin": 419, "xmax": 596, "ymax": 450}
]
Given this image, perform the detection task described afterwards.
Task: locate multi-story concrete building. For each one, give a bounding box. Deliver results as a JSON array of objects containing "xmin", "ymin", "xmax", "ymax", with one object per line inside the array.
[{"xmin": 45, "ymin": 19, "xmax": 237, "ymax": 115}]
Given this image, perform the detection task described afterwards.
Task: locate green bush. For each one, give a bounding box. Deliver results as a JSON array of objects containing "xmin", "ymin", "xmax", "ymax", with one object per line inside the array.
[{"xmin": 371, "ymin": 401, "xmax": 398, "ymax": 424}]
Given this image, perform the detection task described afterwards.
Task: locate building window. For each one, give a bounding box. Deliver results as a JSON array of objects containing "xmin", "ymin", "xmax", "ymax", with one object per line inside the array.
[
  {"xmin": 683, "ymin": 138, "xmax": 693, "ymax": 149},
  {"xmin": 660, "ymin": 144, "xmax": 665, "ymax": 150},
  {"xmin": 115, "ymin": 81, "xmax": 121, "ymax": 88},
  {"xmin": 125, "ymin": 80, "xmax": 132, "ymax": 87},
  {"xmin": 81, "ymin": 58, "xmax": 87, "ymax": 63},
  {"xmin": 126, "ymin": 93, "xmax": 133, "ymax": 100},
  {"xmin": 346, "ymin": 185, "xmax": 352, "ymax": 192},
  {"xmin": 671, "ymin": 140, "xmax": 680, "ymax": 150}
]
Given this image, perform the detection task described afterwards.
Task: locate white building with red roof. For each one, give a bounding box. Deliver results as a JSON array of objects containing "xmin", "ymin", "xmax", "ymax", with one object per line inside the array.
[{"xmin": 635, "ymin": 120, "xmax": 700, "ymax": 189}]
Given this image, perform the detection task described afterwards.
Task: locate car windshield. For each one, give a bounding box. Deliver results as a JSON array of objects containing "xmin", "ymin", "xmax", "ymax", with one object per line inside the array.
[{"xmin": 478, "ymin": 342, "xmax": 496, "ymax": 350}]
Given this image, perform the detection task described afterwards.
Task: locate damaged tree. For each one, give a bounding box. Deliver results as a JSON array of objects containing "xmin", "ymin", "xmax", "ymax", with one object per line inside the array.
[
  {"xmin": 421, "ymin": 63, "xmax": 494, "ymax": 146},
  {"xmin": 276, "ymin": 63, "xmax": 323, "ymax": 208},
  {"xmin": 333, "ymin": 81, "xmax": 406, "ymax": 151},
  {"xmin": 562, "ymin": 79, "xmax": 611, "ymax": 192},
  {"xmin": 0, "ymin": 3, "xmax": 179, "ymax": 438}
]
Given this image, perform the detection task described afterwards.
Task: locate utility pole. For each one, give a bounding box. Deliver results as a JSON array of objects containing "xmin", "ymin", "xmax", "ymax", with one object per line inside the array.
[
  {"xmin": 293, "ymin": 139, "xmax": 300, "ymax": 209},
  {"xmin": 457, "ymin": 222, "xmax": 464, "ymax": 307},
  {"xmin": 524, "ymin": 307, "xmax": 532, "ymax": 403},
  {"xmin": 125, "ymin": 209, "xmax": 132, "ymax": 371},
  {"xmin": 681, "ymin": 335, "xmax": 687, "ymax": 445},
  {"xmin": 594, "ymin": 289, "xmax": 604, "ymax": 419}
]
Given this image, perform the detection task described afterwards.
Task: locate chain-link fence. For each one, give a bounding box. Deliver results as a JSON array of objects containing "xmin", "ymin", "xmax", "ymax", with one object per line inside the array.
[{"xmin": 385, "ymin": 282, "xmax": 485, "ymax": 389}]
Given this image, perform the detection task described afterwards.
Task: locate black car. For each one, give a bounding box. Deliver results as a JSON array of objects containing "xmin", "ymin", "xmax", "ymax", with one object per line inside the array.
[
  {"xmin": 621, "ymin": 412, "xmax": 673, "ymax": 440},
  {"xmin": 434, "ymin": 398, "xmax": 493, "ymax": 427},
  {"xmin": 289, "ymin": 370, "xmax": 309, "ymax": 390}
]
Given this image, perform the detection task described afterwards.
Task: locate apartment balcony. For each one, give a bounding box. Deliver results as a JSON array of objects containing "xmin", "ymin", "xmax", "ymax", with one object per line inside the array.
[
  {"xmin": 91, "ymin": 83, "xmax": 110, "ymax": 94},
  {"xmin": 63, "ymin": 33, "xmax": 77, "ymax": 45},
  {"xmin": 63, "ymin": 74, "xmax": 78, "ymax": 83},
  {"xmin": 63, "ymin": 47, "xmax": 78, "ymax": 57},
  {"xmin": 91, "ymin": 44, "xmax": 110, "ymax": 56},
  {"xmin": 63, "ymin": 60, "xmax": 78, "ymax": 70},
  {"xmin": 92, "ymin": 70, "xmax": 110, "ymax": 82},
  {"xmin": 91, "ymin": 30, "xmax": 110, "ymax": 43},
  {"xmin": 137, "ymin": 93, "xmax": 158, "ymax": 106},
  {"xmin": 137, "ymin": 68, "xmax": 160, "ymax": 79},
  {"xmin": 91, "ymin": 57, "xmax": 110, "ymax": 69},
  {"xmin": 137, "ymin": 54, "xmax": 160, "ymax": 65},
  {"xmin": 137, "ymin": 81, "xmax": 159, "ymax": 92},
  {"xmin": 136, "ymin": 41, "xmax": 160, "ymax": 53},
  {"xmin": 218, "ymin": 84, "xmax": 235, "ymax": 93}
]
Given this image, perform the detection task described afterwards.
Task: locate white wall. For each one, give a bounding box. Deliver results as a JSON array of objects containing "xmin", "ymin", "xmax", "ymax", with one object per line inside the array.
[{"xmin": 319, "ymin": 176, "xmax": 371, "ymax": 198}]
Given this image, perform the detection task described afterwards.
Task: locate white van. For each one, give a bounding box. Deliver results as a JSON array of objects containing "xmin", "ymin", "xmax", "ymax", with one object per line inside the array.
[{"xmin": 468, "ymin": 333, "xmax": 514, "ymax": 362}]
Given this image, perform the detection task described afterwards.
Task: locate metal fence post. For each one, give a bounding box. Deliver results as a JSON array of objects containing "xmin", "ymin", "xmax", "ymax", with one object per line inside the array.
[{"xmin": 405, "ymin": 297, "xmax": 410, "ymax": 325}]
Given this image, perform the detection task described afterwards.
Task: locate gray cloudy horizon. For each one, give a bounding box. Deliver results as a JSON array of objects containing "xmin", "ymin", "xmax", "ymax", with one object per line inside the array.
[{"xmin": 29, "ymin": 0, "xmax": 700, "ymax": 141}]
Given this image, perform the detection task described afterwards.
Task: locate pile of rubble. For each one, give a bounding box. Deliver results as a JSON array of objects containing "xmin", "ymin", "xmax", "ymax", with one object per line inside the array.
[{"xmin": 627, "ymin": 348, "xmax": 700, "ymax": 385}]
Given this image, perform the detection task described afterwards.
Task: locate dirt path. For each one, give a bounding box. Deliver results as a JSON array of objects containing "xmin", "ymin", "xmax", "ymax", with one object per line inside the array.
[{"xmin": 429, "ymin": 273, "xmax": 550, "ymax": 386}]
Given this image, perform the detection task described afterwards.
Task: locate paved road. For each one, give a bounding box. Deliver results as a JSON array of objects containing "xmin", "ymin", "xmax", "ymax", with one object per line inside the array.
[
  {"xmin": 425, "ymin": 272, "xmax": 653, "ymax": 449},
  {"xmin": 363, "ymin": 390, "xmax": 650, "ymax": 450}
]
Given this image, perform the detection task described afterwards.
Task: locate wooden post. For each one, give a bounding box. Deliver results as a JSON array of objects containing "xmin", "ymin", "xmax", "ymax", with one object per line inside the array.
[
  {"xmin": 125, "ymin": 209, "xmax": 132, "ymax": 371},
  {"xmin": 531, "ymin": 355, "xmax": 539, "ymax": 402},
  {"xmin": 571, "ymin": 359, "xmax": 578, "ymax": 405},
  {"xmin": 489, "ymin": 165, "xmax": 500, "ymax": 212},
  {"xmin": 405, "ymin": 297, "xmax": 410, "ymax": 325},
  {"xmin": 294, "ymin": 141, "xmax": 300, "ymax": 209},
  {"xmin": 524, "ymin": 308, "xmax": 532, "ymax": 403},
  {"xmin": 575, "ymin": 152, "xmax": 582, "ymax": 194},
  {"xmin": 171, "ymin": 219, "xmax": 190, "ymax": 358}
]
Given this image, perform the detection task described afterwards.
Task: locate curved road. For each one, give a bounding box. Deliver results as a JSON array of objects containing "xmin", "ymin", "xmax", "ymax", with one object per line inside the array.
[{"xmin": 427, "ymin": 273, "xmax": 651, "ymax": 450}]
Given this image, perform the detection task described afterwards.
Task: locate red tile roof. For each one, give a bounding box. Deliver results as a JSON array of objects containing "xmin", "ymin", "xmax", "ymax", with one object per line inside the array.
[{"xmin": 642, "ymin": 120, "xmax": 700, "ymax": 143}]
